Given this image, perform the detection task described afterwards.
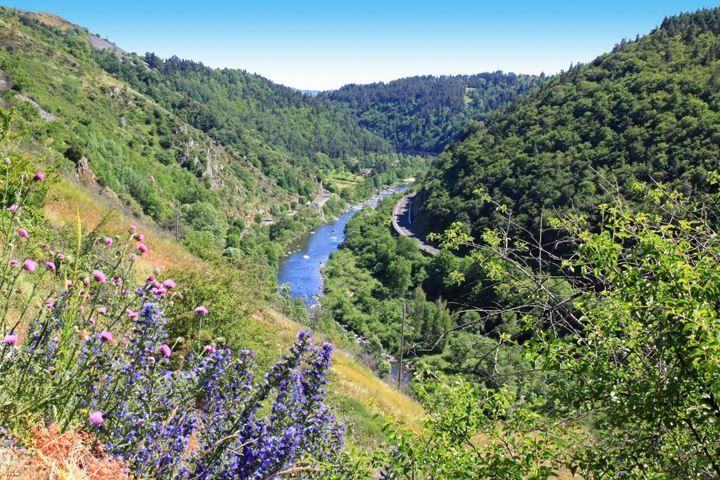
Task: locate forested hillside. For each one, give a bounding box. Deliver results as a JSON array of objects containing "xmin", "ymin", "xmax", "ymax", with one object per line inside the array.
[
  {"xmin": 321, "ymin": 73, "xmax": 541, "ymax": 154},
  {"xmin": 418, "ymin": 8, "xmax": 720, "ymax": 239},
  {"xmin": 316, "ymin": 9, "xmax": 720, "ymax": 478},
  {"xmin": 96, "ymin": 52, "xmax": 411, "ymax": 198},
  {"xmin": 0, "ymin": 8, "xmax": 423, "ymax": 236}
]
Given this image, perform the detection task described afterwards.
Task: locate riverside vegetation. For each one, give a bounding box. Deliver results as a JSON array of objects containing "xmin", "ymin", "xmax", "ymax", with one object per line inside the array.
[{"xmin": 1, "ymin": 4, "xmax": 720, "ymax": 480}]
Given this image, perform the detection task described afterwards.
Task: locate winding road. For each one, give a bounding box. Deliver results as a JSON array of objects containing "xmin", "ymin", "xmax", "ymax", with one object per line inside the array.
[{"xmin": 392, "ymin": 195, "xmax": 440, "ymax": 256}]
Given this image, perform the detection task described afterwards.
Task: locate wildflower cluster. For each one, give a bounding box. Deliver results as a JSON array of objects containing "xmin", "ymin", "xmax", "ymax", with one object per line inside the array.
[{"xmin": 0, "ymin": 164, "xmax": 343, "ymax": 478}]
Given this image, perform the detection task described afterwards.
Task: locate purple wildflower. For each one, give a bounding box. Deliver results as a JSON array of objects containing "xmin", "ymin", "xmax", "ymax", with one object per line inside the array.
[{"xmin": 89, "ymin": 411, "xmax": 104, "ymax": 426}]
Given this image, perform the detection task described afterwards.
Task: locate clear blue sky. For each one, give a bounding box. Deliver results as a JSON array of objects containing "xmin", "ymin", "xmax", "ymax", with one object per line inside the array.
[{"xmin": 3, "ymin": 1, "xmax": 717, "ymax": 90}]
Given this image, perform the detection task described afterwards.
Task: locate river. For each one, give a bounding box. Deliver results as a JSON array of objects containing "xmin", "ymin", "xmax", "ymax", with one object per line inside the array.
[{"xmin": 277, "ymin": 183, "xmax": 410, "ymax": 307}]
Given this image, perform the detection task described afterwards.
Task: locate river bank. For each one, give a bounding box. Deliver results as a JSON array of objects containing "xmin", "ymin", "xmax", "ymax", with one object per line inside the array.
[{"xmin": 277, "ymin": 183, "xmax": 411, "ymax": 307}]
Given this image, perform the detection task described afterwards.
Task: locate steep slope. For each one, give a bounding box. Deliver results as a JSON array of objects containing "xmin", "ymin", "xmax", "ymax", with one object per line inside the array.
[
  {"xmin": 418, "ymin": 8, "xmax": 720, "ymax": 239},
  {"xmin": 96, "ymin": 52, "xmax": 411, "ymax": 199},
  {"xmin": 321, "ymin": 73, "xmax": 541, "ymax": 154},
  {"xmin": 0, "ymin": 8, "xmax": 424, "ymax": 449},
  {"xmin": 0, "ymin": 7, "xmax": 422, "ymax": 233},
  {"xmin": 0, "ymin": 8, "xmax": 281, "ymax": 224}
]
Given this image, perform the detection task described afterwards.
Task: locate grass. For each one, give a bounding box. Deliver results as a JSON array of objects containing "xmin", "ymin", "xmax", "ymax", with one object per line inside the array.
[{"xmin": 327, "ymin": 171, "xmax": 362, "ymax": 191}]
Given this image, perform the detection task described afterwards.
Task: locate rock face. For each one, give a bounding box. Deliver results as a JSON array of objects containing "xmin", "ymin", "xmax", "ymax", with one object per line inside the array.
[
  {"xmin": 88, "ymin": 35, "xmax": 127, "ymax": 58},
  {"xmin": 76, "ymin": 156, "xmax": 96, "ymax": 184},
  {"xmin": 16, "ymin": 95, "xmax": 56, "ymax": 121},
  {"xmin": 0, "ymin": 70, "xmax": 12, "ymax": 91}
]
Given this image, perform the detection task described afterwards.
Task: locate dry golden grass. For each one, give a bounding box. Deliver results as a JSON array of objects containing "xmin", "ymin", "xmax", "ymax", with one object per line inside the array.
[
  {"xmin": 255, "ymin": 308, "xmax": 424, "ymax": 431},
  {"xmin": 0, "ymin": 425, "xmax": 130, "ymax": 480},
  {"xmin": 25, "ymin": 12, "xmax": 74, "ymax": 31},
  {"xmin": 44, "ymin": 179, "xmax": 199, "ymax": 275}
]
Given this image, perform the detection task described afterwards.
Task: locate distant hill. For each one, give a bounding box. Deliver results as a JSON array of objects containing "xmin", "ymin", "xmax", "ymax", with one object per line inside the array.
[
  {"xmin": 321, "ymin": 73, "xmax": 541, "ymax": 154},
  {"xmin": 417, "ymin": 7, "xmax": 720, "ymax": 239}
]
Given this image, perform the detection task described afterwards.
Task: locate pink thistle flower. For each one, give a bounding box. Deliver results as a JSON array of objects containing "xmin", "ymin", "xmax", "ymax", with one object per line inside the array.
[
  {"xmin": 129, "ymin": 253, "xmax": 137, "ymax": 261},
  {"xmin": 159, "ymin": 344, "xmax": 172, "ymax": 358},
  {"xmin": 88, "ymin": 318, "xmax": 96, "ymax": 325},
  {"xmin": 135, "ymin": 233, "xmax": 145, "ymax": 242},
  {"xmin": 151, "ymin": 286, "xmax": 167, "ymax": 296},
  {"xmin": 128, "ymin": 225, "xmax": 136, "ymax": 233},
  {"xmin": 127, "ymin": 309, "xmax": 139, "ymax": 319},
  {"xmin": 104, "ymin": 237, "xmax": 113, "ymax": 247},
  {"xmin": 44, "ymin": 261, "xmax": 56, "ymax": 273},
  {"xmin": 17, "ymin": 228, "xmax": 29, "ymax": 239},
  {"xmin": 33, "ymin": 172, "xmax": 45, "ymax": 181},
  {"xmin": 88, "ymin": 412, "xmax": 104, "ymax": 426},
  {"xmin": 113, "ymin": 276, "xmax": 123, "ymax": 285},
  {"xmin": 203, "ymin": 345, "xmax": 217, "ymax": 354},
  {"xmin": 3, "ymin": 334, "xmax": 18, "ymax": 346},
  {"xmin": 7, "ymin": 204, "xmax": 18, "ymax": 213},
  {"xmin": 137, "ymin": 244, "xmax": 148, "ymax": 255},
  {"xmin": 162, "ymin": 279, "xmax": 176, "ymax": 289},
  {"xmin": 8, "ymin": 259, "xmax": 19, "ymax": 267},
  {"xmin": 56, "ymin": 253, "xmax": 66, "ymax": 260},
  {"xmin": 83, "ymin": 278, "xmax": 91, "ymax": 286},
  {"xmin": 66, "ymin": 279, "xmax": 73, "ymax": 287},
  {"xmin": 146, "ymin": 274, "xmax": 156, "ymax": 283},
  {"xmin": 194, "ymin": 306, "xmax": 209, "ymax": 316},
  {"xmin": 45, "ymin": 297, "xmax": 55, "ymax": 309},
  {"xmin": 22, "ymin": 259, "xmax": 36, "ymax": 272},
  {"xmin": 92, "ymin": 270, "xmax": 106, "ymax": 283},
  {"xmin": 98, "ymin": 306, "xmax": 108, "ymax": 314},
  {"xmin": 99, "ymin": 331, "xmax": 114, "ymax": 342}
]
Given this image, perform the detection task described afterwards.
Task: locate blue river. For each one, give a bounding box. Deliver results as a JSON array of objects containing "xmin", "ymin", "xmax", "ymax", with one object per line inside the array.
[{"xmin": 277, "ymin": 183, "xmax": 409, "ymax": 307}]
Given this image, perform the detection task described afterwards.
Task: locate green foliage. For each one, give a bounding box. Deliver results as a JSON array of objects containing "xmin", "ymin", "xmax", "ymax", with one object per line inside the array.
[
  {"xmin": 366, "ymin": 379, "xmax": 575, "ymax": 479},
  {"xmin": 534, "ymin": 196, "xmax": 720, "ymax": 477},
  {"xmin": 322, "ymin": 73, "xmax": 541, "ymax": 154},
  {"xmin": 419, "ymin": 7, "xmax": 720, "ymax": 240},
  {"xmin": 95, "ymin": 48, "xmax": 426, "ymax": 201},
  {"xmin": 0, "ymin": 7, "xmax": 428, "ymax": 273}
]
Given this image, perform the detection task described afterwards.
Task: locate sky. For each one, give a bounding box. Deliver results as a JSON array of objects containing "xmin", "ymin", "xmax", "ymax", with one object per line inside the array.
[{"xmin": 3, "ymin": 1, "xmax": 718, "ymax": 90}]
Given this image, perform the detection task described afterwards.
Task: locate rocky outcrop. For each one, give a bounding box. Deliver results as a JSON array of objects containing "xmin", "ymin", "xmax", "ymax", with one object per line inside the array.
[
  {"xmin": 16, "ymin": 95, "xmax": 56, "ymax": 121},
  {"xmin": 0, "ymin": 70, "xmax": 12, "ymax": 91},
  {"xmin": 76, "ymin": 156, "xmax": 96, "ymax": 184},
  {"xmin": 88, "ymin": 35, "xmax": 127, "ymax": 58}
]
